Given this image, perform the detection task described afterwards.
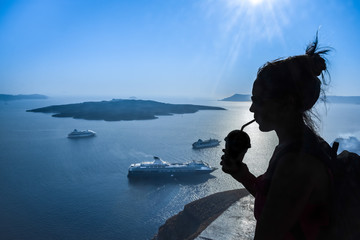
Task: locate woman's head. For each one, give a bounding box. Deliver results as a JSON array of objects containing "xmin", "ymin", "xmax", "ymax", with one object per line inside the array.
[{"xmin": 250, "ymin": 34, "xmax": 330, "ymax": 132}]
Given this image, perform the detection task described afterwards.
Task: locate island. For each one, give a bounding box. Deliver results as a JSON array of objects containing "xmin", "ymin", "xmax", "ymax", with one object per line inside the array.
[
  {"xmin": 220, "ymin": 94, "xmax": 251, "ymax": 102},
  {"xmin": 0, "ymin": 94, "xmax": 47, "ymax": 101},
  {"xmin": 327, "ymin": 96, "xmax": 360, "ymax": 104},
  {"xmin": 26, "ymin": 99, "xmax": 226, "ymax": 121},
  {"xmin": 221, "ymin": 93, "xmax": 360, "ymax": 104}
]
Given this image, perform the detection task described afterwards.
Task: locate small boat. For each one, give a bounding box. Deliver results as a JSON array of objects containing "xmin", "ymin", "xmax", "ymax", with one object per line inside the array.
[
  {"xmin": 67, "ymin": 129, "xmax": 96, "ymax": 138},
  {"xmin": 127, "ymin": 156, "xmax": 217, "ymax": 177},
  {"xmin": 192, "ymin": 138, "xmax": 220, "ymax": 149}
]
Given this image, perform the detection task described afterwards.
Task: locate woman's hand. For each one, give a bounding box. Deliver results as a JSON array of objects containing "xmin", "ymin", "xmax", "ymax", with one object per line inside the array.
[
  {"xmin": 220, "ymin": 148, "xmax": 246, "ymax": 175},
  {"xmin": 221, "ymin": 149, "xmax": 257, "ymax": 196}
]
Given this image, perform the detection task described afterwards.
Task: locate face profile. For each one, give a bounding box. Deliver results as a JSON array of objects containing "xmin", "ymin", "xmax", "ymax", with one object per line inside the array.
[{"xmin": 249, "ymin": 80, "xmax": 285, "ymax": 132}]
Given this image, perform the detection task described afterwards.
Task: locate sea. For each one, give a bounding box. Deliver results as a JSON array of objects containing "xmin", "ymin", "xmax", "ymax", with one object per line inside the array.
[{"xmin": 1, "ymin": 96, "xmax": 360, "ymax": 240}]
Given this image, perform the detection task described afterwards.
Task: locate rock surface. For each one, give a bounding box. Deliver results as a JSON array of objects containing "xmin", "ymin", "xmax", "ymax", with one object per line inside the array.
[
  {"xmin": 195, "ymin": 194, "xmax": 256, "ymax": 240},
  {"xmin": 153, "ymin": 189, "xmax": 250, "ymax": 240}
]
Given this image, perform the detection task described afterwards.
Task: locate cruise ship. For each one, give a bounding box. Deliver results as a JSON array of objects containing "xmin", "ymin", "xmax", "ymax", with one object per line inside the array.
[
  {"xmin": 127, "ymin": 156, "xmax": 217, "ymax": 177},
  {"xmin": 68, "ymin": 129, "xmax": 96, "ymax": 138},
  {"xmin": 192, "ymin": 138, "xmax": 220, "ymax": 149}
]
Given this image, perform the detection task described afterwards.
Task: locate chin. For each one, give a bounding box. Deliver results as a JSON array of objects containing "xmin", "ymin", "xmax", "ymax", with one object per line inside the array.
[{"xmin": 258, "ymin": 124, "xmax": 273, "ymax": 132}]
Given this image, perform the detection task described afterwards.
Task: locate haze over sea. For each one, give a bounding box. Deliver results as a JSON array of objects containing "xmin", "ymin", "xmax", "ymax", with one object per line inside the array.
[{"xmin": 1, "ymin": 96, "xmax": 360, "ymax": 240}]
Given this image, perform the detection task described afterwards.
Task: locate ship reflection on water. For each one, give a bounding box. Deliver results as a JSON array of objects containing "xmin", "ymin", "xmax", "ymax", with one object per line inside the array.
[{"xmin": 127, "ymin": 173, "xmax": 217, "ymax": 186}]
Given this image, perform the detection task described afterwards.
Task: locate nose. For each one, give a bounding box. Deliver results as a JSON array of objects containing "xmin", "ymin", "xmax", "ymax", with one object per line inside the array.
[{"xmin": 249, "ymin": 102, "xmax": 255, "ymax": 113}]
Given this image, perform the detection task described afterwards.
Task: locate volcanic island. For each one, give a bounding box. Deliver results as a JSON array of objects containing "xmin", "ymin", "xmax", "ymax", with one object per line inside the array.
[{"xmin": 27, "ymin": 99, "xmax": 226, "ymax": 121}]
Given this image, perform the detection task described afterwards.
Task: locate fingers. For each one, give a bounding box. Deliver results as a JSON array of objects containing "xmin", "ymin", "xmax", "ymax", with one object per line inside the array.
[
  {"xmin": 220, "ymin": 154, "xmax": 237, "ymax": 174},
  {"xmin": 220, "ymin": 149, "xmax": 245, "ymax": 175},
  {"xmin": 221, "ymin": 164, "xmax": 240, "ymax": 175}
]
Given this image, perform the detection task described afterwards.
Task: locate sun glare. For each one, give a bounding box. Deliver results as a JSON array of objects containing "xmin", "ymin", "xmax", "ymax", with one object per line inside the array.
[
  {"xmin": 249, "ymin": 0, "xmax": 264, "ymax": 5},
  {"xmin": 208, "ymin": 0, "xmax": 289, "ymax": 75}
]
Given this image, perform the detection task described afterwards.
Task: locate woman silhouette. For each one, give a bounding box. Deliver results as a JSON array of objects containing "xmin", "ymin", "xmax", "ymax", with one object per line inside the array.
[{"xmin": 221, "ymin": 35, "xmax": 333, "ymax": 240}]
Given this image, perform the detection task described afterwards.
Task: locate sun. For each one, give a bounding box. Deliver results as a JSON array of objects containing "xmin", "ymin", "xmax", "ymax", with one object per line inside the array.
[
  {"xmin": 206, "ymin": 0, "xmax": 288, "ymax": 71},
  {"xmin": 249, "ymin": 0, "xmax": 264, "ymax": 5}
]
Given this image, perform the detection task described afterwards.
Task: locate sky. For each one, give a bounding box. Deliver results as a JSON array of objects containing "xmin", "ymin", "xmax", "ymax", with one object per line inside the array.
[{"xmin": 0, "ymin": 0, "xmax": 359, "ymax": 99}]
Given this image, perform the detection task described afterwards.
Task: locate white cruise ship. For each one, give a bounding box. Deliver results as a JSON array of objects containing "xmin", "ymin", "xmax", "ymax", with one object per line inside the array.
[
  {"xmin": 128, "ymin": 156, "xmax": 216, "ymax": 177},
  {"xmin": 192, "ymin": 138, "xmax": 220, "ymax": 149},
  {"xmin": 67, "ymin": 129, "xmax": 96, "ymax": 138}
]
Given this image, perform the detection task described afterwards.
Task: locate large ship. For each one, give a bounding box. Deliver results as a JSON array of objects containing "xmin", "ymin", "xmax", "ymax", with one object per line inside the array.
[
  {"xmin": 192, "ymin": 138, "xmax": 220, "ymax": 149},
  {"xmin": 127, "ymin": 156, "xmax": 217, "ymax": 177},
  {"xmin": 68, "ymin": 129, "xmax": 96, "ymax": 138}
]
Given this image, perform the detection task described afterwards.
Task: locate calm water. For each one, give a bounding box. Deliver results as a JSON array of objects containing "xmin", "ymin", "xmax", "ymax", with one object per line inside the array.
[{"xmin": 0, "ymin": 97, "xmax": 359, "ymax": 240}]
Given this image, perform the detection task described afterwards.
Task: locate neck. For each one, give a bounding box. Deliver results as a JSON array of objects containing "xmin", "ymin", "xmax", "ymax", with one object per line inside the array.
[{"xmin": 275, "ymin": 119, "xmax": 306, "ymax": 145}]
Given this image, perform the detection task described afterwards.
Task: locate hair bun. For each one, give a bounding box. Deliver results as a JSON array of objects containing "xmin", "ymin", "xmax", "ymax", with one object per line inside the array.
[
  {"xmin": 305, "ymin": 32, "xmax": 328, "ymax": 77},
  {"xmin": 311, "ymin": 54, "xmax": 326, "ymax": 76}
]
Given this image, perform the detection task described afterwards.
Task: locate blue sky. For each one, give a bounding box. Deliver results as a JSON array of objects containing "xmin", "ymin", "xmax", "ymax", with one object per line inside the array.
[{"xmin": 0, "ymin": 0, "xmax": 359, "ymax": 99}]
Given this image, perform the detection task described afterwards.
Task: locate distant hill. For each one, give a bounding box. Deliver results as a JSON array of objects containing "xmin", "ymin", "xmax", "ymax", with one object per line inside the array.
[
  {"xmin": 0, "ymin": 94, "xmax": 47, "ymax": 101},
  {"xmin": 327, "ymin": 96, "xmax": 360, "ymax": 104},
  {"xmin": 221, "ymin": 94, "xmax": 360, "ymax": 104},
  {"xmin": 27, "ymin": 99, "xmax": 226, "ymax": 121},
  {"xmin": 220, "ymin": 94, "xmax": 251, "ymax": 102}
]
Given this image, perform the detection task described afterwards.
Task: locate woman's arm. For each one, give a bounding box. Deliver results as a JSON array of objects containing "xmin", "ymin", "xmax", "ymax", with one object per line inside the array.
[{"xmin": 254, "ymin": 152, "xmax": 325, "ymax": 240}]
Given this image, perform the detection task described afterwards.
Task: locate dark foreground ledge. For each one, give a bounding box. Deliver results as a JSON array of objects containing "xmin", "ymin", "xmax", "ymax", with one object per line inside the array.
[{"xmin": 153, "ymin": 188, "xmax": 250, "ymax": 240}]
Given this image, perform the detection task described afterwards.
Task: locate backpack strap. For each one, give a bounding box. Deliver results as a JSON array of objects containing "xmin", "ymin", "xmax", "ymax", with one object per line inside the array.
[{"xmin": 332, "ymin": 141, "xmax": 339, "ymax": 156}]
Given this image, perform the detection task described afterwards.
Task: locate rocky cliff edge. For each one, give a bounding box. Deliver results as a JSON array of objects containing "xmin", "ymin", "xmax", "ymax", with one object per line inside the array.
[{"xmin": 153, "ymin": 188, "xmax": 250, "ymax": 240}]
